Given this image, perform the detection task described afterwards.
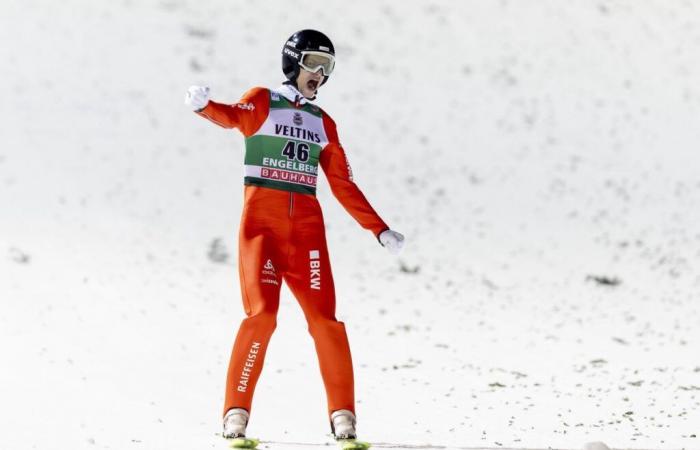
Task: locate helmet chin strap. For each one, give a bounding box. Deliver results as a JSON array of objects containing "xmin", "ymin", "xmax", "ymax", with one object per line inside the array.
[{"xmin": 283, "ymin": 79, "xmax": 318, "ymax": 101}]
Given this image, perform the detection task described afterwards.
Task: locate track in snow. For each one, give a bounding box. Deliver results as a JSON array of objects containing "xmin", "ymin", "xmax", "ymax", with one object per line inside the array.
[{"xmin": 255, "ymin": 441, "xmax": 615, "ymax": 450}]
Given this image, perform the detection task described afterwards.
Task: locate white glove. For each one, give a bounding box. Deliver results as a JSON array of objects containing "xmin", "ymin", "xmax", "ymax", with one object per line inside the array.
[
  {"xmin": 379, "ymin": 229, "xmax": 405, "ymax": 255},
  {"xmin": 185, "ymin": 85, "xmax": 210, "ymax": 111}
]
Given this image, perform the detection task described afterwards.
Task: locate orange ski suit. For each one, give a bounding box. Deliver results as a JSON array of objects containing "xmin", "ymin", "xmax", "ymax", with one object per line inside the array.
[{"xmin": 195, "ymin": 85, "xmax": 389, "ymax": 419}]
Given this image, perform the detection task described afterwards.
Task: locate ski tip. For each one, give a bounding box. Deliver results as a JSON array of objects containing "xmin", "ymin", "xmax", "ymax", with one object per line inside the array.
[
  {"xmin": 228, "ymin": 437, "xmax": 259, "ymax": 449},
  {"xmin": 339, "ymin": 439, "xmax": 371, "ymax": 450}
]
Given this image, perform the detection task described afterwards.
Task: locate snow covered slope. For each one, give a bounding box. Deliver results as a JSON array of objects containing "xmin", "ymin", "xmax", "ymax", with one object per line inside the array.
[{"xmin": 1, "ymin": 1, "xmax": 699, "ymax": 449}]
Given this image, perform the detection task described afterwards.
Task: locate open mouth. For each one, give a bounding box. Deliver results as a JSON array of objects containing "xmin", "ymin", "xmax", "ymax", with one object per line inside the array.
[{"xmin": 306, "ymin": 79, "xmax": 319, "ymax": 91}]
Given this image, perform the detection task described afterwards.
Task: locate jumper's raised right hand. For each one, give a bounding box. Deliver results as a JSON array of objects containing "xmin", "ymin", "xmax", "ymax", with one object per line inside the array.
[{"xmin": 185, "ymin": 85, "xmax": 210, "ymax": 111}]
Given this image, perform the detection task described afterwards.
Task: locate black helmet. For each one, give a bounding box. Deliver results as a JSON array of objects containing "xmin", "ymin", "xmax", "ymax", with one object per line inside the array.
[{"xmin": 282, "ymin": 29, "xmax": 335, "ymax": 86}]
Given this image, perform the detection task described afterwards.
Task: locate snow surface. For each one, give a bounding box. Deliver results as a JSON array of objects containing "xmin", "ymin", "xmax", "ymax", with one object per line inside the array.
[{"xmin": 1, "ymin": 1, "xmax": 699, "ymax": 449}]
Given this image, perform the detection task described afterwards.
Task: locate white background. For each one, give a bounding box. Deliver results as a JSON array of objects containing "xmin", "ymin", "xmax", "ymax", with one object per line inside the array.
[{"xmin": 1, "ymin": 1, "xmax": 699, "ymax": 449}]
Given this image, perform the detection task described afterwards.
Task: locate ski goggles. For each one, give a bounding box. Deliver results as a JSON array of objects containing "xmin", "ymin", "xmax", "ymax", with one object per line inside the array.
[{"xmin": 298, "ymin": 51, "xmax": 335, "ymax": 76}]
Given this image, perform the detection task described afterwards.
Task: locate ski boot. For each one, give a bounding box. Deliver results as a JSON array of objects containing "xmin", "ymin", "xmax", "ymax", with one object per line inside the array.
[
  {"xmin": 223, "ymin": 408, "xmax": 258, "ymax": 449},
  {"xmin": 331, "ymin": 410, "xmax": 370, "ymax": 450}
]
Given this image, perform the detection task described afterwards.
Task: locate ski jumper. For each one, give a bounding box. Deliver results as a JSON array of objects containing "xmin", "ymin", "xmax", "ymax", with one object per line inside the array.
[{"xmin": 196, "ymin": 85, "xmax": 389, "ymax": 418}]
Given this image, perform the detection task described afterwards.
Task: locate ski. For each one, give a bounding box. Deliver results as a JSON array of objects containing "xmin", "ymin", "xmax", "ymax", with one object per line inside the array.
[
  {"xmin": 228, "ymin": 437, "xmax": 259, "ymax": 449},
  {"xmin": 338, "ymin": 439, "xmax": 371, "ymax": 450}
]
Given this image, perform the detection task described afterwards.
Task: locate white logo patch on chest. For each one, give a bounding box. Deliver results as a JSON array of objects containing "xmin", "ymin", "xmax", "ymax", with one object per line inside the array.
[{"xmin": 256, "ymin": 109, "xmax": 329, "ymax": 147}]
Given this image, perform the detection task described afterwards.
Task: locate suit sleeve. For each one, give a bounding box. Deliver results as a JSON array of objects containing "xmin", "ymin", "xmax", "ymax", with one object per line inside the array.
[
  {"xmin": 195, "ymin": 86, "xmax": 269, "ymax": 137},
  {"xmin": 320, "ymin": 114, "xmax": 389, "ymax": 239}
]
